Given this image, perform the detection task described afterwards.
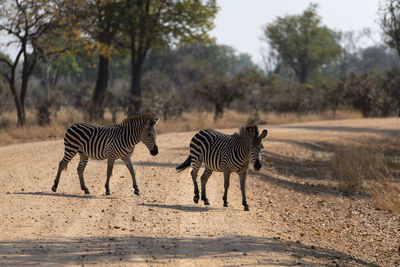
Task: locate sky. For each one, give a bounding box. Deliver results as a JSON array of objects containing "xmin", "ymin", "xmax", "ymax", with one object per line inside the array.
[{"xmin": 210, "ymin": 0, "xmax": 383, "ymax": 66}]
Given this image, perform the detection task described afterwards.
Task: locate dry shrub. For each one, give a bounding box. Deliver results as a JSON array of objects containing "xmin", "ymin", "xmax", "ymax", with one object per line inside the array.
[
  {"xmin": 330, "ymin": 145, "xmax": 393, "ymax": 194},
  {"xmin": 368, "ymin": 181, "xmax": 400, "ymax": 214}
]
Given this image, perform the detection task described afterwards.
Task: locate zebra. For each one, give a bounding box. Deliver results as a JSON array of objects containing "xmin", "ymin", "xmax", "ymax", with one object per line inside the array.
[
  {"xmin": 176, "ymin": 125, "xmax": 267, "ymax": 211},
  {"xmin": 51, "ymin": 113, "xmax": 159, "ymax": 196}
]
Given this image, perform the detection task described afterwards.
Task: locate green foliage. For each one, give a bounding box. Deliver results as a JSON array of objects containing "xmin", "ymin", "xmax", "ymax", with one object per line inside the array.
[
  {"xmin": 122, "ymin": 0, "xmax": 218, "ymax": 49},
  {"xmin": 339, "ymin": 71, "xmax": 396, "ymax": 117},
  {"xmin": 194, "ymin": 74, "xmax": 243, "ymax": 120},
  {"xmin": 264, "ymin": 3, "xmax": 341, "ymax": 83},
  {"xmin": 141, "ymin": 70, "xmax": 184, "ymax": 120},
  {"xmin": 384, "ymin": 67, "xmax": 400, "ymax": 115}
]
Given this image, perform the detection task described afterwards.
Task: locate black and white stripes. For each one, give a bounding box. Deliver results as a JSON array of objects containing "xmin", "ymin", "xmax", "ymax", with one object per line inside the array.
[
  {"xmin": 176, "ymin": 125, "xmax": 268, "ymax": 211},
  {"xmin": 52, "ymin": 114, "xmax": 159, "ymax": 195}
]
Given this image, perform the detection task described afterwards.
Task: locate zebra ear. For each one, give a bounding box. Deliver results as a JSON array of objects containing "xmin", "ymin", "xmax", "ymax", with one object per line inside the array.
[
  {"xmin": 259, "ymin": 129, "xmax": 268, "ymax": 139},
  {"xmin": 151, "ymin": 117, "xmax": 159, "ymax": 127}
]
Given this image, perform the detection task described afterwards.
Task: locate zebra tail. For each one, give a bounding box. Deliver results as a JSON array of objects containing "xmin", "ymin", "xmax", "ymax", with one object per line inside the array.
[{"xmin": 176, "ymin": 155, "xmax": 191, "ymax": 173}]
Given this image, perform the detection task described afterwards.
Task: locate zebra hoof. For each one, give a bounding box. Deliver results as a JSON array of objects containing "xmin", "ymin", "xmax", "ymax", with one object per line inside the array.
[
  {"xmin": 244, "ymin": 206, "xmax": 250, "ymax": 211},
  {"xmin": 51, "ymin": 185, "xmax": 57, "ymax": 192},
  {"xmin": 204, "ymin": 200, "xmax": 210, "ymax": 205},
  {"xmin": 193, "ymin": 197, "xmax": 199, "ymax": 203},
  {"xmin": 134, "ymin": 190, "xmax": 140, "ymax": 196},
  {"xmin": 105, "ymin": 191, "xmax": 111, "ymax": 196},
  {"xmin": 84, "ymin": 189, "xmax": 90, "ymax": 194},
  {"xmin": 223, "ymin": 202, "xmax": 229, "ymax": 207}
]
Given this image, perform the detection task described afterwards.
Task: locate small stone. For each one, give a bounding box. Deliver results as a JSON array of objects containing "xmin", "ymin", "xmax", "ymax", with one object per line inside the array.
[
  {"xmin": 243, "ymin": 252, "xmax": 247, "ymax": 256},
  {"xmin": 311, "ymin": 245, "xmax": 316, "ymax": 250}
]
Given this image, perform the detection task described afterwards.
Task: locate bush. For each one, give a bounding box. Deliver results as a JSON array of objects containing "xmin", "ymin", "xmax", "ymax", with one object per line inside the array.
[
  {"xmin": 330, "ymin": 145, "xmax": 392, "ymax": 194},
  {"xmin": 339, "ymin": 71, "xmax": 397, "ymax": 117}
]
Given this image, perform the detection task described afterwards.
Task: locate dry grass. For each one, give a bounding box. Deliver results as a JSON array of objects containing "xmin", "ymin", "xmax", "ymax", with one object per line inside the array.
[
  {"xmin": 0, "ymin": 108, "xmax": 361, "ymax": 146},
  {"xmin": 368, "ymin": 181, "xmax": 400, "ymax": 214},
  {"xmin": 0, "ymin": 108, "xmax": 84, "ymax": 146},
  {"xmin": 330, "ymin": 145, "xmax": 392, "ymax": 193},
  {"xmin": 329, "ymin": 143, "xmax": 400, "ymax": 213}
]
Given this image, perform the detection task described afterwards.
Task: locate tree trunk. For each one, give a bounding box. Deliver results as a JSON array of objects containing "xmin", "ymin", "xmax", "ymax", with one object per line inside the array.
[
  {"xmin": 37, "ymin": 62, "xmax": 51, "ymax": 126},
  {"xmin": 214, "ymin": 103, "xmax": 223, "ymax": 121},
  {"xmin": 127, "ymin": 29, "xmax": 148, "ymax": 116},
  {"xmin": 90, "ymin": 55, "xmax": 110, "ymax": 121},
  {"xmin": 12, "ymin": 91, "xmax": 26, "ymax": 127},
  {"xmin": 128, "ymin": 65, "xmax": 142, "ymax": 116},
  {"xmin": 299, "ymin": 67, "xmax": 308, "ymax": 84}
]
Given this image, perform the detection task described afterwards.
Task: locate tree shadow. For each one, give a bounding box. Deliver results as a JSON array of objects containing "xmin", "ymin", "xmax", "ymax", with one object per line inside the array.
[
  {"xmin": 262, "ymin": 150, "xmax": 330, "ymax": 181},
  {"xmin": 250, "ymin": 170, "xmax": 344, "ymax": 198},
  {"xmin": 0, "ymin": 235, "xmax": 379, "ymax": 266},
  {"xmin": 139, "ymin": 203, "xmax": 215, "ymax": 212},
  {"xmin": 280, "ymin": 124, "xmax": 399, "ymax": 136},
  {"xmin": 13, "ymin": 191, "xmax": 116, "ymax": 199},
  {"xmin": 268, "ymin": 138, "xmax": 336, "ymax": 153},
  {"xmin": 114, "ymin": 161, "xmax": 178, "ymax": 168}
]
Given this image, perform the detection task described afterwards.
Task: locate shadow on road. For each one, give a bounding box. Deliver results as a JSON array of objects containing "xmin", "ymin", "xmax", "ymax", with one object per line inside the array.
[
  {"xmin": 13, "ymin": 191, "xmax": 115, "ymax": 199},
  {"xmin": 250, "ymin": 171, "xmax": 343, "ymax": 198},
  {"xmin": 0, "ymin": 235, "xmax": 379, "ymax": 266},
  {"xmin": 139, "ymin": 203, "xmax": 214, "ymax": 213},
  {"xmin": 114, "ymin": 161, "xmax": 178, "ymax": 168}
]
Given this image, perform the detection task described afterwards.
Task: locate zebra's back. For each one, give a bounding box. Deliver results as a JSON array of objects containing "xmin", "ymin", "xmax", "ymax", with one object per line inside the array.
[{"xmin": 64, "ymin": 123, "xmax": 116, "ymax": 160}]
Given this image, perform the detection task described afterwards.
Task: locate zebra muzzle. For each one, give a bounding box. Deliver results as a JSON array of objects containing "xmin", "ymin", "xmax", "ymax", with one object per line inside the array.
[
  {"xmin": 254, "ymin": 159, "xmax": 262, "ymax": 171},
  {"xmin": 150, "ymin": 145, "xmax": 159, "ymax": 156}
]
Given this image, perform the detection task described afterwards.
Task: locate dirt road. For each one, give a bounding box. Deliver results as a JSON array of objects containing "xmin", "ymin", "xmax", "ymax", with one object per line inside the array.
[{"xmin": 0, "ymin": 118, "xmax": 399, "ymax": 266}]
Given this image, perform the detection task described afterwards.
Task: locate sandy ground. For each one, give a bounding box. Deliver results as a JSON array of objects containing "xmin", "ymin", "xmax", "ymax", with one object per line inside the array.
[{"xmin": 0, "ymin": 118, "xmax": 399, "ymax": 266}]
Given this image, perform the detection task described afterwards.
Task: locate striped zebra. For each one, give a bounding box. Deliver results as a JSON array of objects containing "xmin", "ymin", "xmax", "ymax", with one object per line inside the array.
[
  {"xmin": 51, "ymin": 114, "xmax": 159, "ymax": 196},
  {"xmin": 176, "ymin": 125, "xmax": 267, "ymax": 211}
]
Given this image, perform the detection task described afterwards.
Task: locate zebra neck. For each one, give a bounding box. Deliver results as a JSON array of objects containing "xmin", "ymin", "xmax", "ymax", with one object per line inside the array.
[
  {"xmin": 122, "ymin": 119, "xmax": 145, "ymax": 147},
  {"xmin": 234, "ymin": 135, "xmax": 252, "ymax": 160}
]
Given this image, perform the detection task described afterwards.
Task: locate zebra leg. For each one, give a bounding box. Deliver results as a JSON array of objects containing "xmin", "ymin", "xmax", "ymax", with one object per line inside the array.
[
  {"xmin": 222, "ymin": 172, "xmax": 231, "ymax": 207},
  {"xmin": 105, "ymin": 159, "xmax": 115, "ymax": 195},
  {"xmin": 239, "ymin": 172, "xmax": 249, "ymax": 211},
  {"xmin": 190, "ymin": 161, "xmax": 202, "ymax": 203},
  {"xmin": 77, "ymin": 153, "xmax": 90, "ymax": 194},
  {"xmin": 122, "ymin": 157, "xmax": 140, "ymax": 196},
  {"xmin": 52, "ymin": 156, "xmax": 71, "ymax": 192},
  {"xmin": 200, "ymin": 168, "xmax": 213, "ymax": 205}
]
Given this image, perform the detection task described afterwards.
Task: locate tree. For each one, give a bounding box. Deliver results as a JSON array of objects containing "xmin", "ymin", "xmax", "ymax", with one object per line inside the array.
[
  {"xmin": 122, "ymin": 0, "xmax": 218, "ymax": 115},
  {"xmin": 0, "ymin": 0, "xmax": 78, "ymax": 126},
  {"xmin": 340, "ymin": 71, "xmax": 394, "ymax": 117},
  {"xmin": 380, "ymin": 0, "xmax": 400, "ymax": 57},
  {"xmin": 86, "ymin": 0, "xmax": 123, "ymax": 121},
  {"xmin": 195, "ymin": 75, "xmax": 243, "ymax": 120},
  {"xmin": 380, "ymin": 0, "xmax": 400, "ymax": 116},
  {"xmin": 263, "ymin": 4, "xmax": 341, "ymax": 83}
]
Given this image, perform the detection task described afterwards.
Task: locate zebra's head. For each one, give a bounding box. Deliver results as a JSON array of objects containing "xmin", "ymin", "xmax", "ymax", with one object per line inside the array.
[
  {"xmin": 245, "ymin": 125, "xmax": 268, "ymax": 171},
  {"xmin": 142, "ymin": 116, "xmax": 159, "ymax": 156}
]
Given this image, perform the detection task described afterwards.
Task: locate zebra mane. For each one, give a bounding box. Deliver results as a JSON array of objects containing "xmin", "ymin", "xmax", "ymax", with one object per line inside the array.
[
  {"xmin": 236, "ymin": 125, "xmax": 259, "ymax": 138},
  {"xmin": 121, "ymin": 113, "xmax": 154, "ymax": 125}
]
